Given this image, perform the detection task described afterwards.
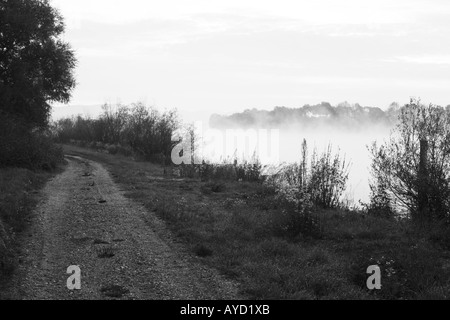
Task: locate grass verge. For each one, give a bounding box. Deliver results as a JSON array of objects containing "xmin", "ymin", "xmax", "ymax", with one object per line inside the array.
[{"xmin": 0, "ymin": 166, "xmax": 59, "ymax": 290}]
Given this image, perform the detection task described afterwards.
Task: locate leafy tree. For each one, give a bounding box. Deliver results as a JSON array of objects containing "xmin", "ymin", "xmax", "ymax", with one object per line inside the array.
[
  {"xmin": 369, "ymin": 98, "xmax": 450, "ymax": 222},
  {"xmin": 0, "ymin": 0, "xmax": 76, "ymax": 127}
]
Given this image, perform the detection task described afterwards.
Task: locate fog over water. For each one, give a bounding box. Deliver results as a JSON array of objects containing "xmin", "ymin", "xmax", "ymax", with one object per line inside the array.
[
  {"xmin": 278, "ymin": 128, "xmax": 391, "ymax": 205},
  {"xmin": 199, "ymin": 123, "xmax": 392, "ymax": 206},
  {"xmin": 202, "ymin": 102, "xmax": 398, "ymax": 205}
]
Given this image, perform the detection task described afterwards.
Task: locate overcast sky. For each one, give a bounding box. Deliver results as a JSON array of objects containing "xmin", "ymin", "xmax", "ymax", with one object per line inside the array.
[{"xmin": 51, "ymin": 0, "xmax": 450, "ymax": 122}]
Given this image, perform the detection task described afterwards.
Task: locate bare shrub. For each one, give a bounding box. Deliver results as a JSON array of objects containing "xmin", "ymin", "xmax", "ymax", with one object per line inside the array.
[
  {"xmin": 53, "ymin": 102, "xmax": 178, "ymax": 163},
  {"xmin": 106, "ymin": 144, "xmax": 118, "ymax": 155},
  {"xmin": 263, "ymin": 140, "xmax": 349, "ymax": 238},
  {"xmin": 369, "ymin": 98, "xmax": 450, "ymax": 222},
  {"xmin": 309, "ymin": 145, "xmax": 350, "ymax": 209},
  {"xmin": 267, "ymin": 140, "xmax": 349, "ymax": 210}
]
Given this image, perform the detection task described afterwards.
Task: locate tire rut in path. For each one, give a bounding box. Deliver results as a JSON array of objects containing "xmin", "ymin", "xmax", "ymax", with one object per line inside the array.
[{"xmin": 8, "ymin": 156, "xmax": 240, "ymax": 300}]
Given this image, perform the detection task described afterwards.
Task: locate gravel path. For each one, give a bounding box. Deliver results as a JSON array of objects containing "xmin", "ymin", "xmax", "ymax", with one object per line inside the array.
[{"xmin": 6, "ymin": 156, "xmax": 240, "ymax": 300}]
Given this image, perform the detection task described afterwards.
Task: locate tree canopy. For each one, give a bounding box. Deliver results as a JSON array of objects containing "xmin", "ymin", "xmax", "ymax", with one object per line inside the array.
[{"xmin": 0, "ymin": 0, "xmax": 76, "ymax": 127}]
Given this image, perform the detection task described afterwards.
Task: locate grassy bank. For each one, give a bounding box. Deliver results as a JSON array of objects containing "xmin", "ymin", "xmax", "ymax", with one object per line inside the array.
[
  {"xmin": 64, "ymin": 144, "xmax": 450, "ymax": 299},
  {"xmin": 0, "ymin": 167, "xmax": 57, "ymax": 281}
]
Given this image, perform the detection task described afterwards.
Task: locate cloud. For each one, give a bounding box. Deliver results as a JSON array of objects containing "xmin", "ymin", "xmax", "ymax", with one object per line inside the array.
[
  {"xmin": 52, "ymin": 0, "xmax": 450, "ymax": 49},
  {"xmin": 51, "ymin": 0, "xmax": 450, "ymax": 111},
  {"xmin": 394, "ymin": 55, "xmax": 450, "ymax": 65},
  {"xmin": 52, "ymin": 0, "xmax": 430, "ymax": 24},
  {"xmin": 399, "ymin": 55, "xmax": 450, "ymax": 65},
  {"xmin": 53, "ymin": 0, "xmax": 450, "ymax": 30}
]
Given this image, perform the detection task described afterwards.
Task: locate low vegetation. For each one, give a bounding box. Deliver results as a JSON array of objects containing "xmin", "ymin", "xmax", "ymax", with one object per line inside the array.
[
  {"xmin": 0, "ymin": 115, "xmax": 65, "ymax": 281},
  {"xmin": 0, "ymin": 168, "xmax": 55, "ymax": 280},
  {"xmin": 0, "ymin": 113, "xmax": 64, "ymax": 170}
]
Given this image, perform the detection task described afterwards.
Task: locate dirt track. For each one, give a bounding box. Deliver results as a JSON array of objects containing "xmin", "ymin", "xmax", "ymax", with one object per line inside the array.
[{"xmin": 6, "ymin": 156, "xmax": 239, "ymax": 300}]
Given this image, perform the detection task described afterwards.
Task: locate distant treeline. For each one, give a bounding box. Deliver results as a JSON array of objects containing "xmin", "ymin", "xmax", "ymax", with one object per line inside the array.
[
  {"xmin": 53, "ymin": 103, "xmax": 178, "ymax": 163},
  {"xmin": 210, "ymin": 101, "xmax": 404, "ymax": 130}
]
